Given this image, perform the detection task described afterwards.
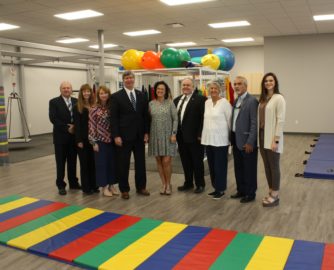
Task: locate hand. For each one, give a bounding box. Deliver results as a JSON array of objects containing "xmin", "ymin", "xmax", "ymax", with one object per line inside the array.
[
  {"xmin": 114, "ymin": 137, "xmax": 122, "ymax": 147},
  {"xmin": 67, "ymin": 124, "xmax": 74, "ymax": 134},
  {"xmin": 93, "ymin": 144, "xmax": 99, "ymax": 152},
  {"xmin": 144, "ymin": 133, "xmax": 149, "ymax": 143},
  {"xmin": 170, "ymin": 135, "xmax": 176, "ymax": 143},
  {"xmin": 243, "ymin": 143, "xmax": 254, "ymax": 153},
  {"xmin": 271, "ymin": 141, "xmax": 278, "ymax": 152},
  {"xmin": 77, "ymin": 142, "xmax": 83, "ymax": 149}
]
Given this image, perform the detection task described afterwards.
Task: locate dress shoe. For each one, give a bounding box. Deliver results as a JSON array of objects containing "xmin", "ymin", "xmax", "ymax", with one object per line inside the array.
[
  {"xmin": 230, "ymin": 192, "xmax": 244, "ymax": 199},
  {"xmin": 82, "ymin": 190, "xmax": 94, "ymax": 195},
  {"xmin": 58, "ymin": 188, "xmax": 67, "ymax": 195},
  {"xmin": 69, "ymin": 184, "xmax": 81, "ymax": 190},
  {"xmin": 177, "ymin": 185, "xmax": 194, "ymax": 191},
  {"xmin": 136, "ymin": 189, "xmax": 150, "ymax": 196},
  {"xmin": 194, "ymin": 186, "xmax": 205, "ymax": 194},
  {"xmin": 92, "ymin": 188, "xmax": 100, "ymax": 193},
  {"xmin": 121, "ymin": 192, "xmax": 130, "ymax": 200},
  {"xmin": 212, "ymin": 192, "xmax": 225, "ymax": 200},
  {"xmin": 208, "ymin": 191, "xmax": 218, "ymax": 196},
  {"xmin": 240, "ymin": 195, "xmax": 255, "ymax": 203}
]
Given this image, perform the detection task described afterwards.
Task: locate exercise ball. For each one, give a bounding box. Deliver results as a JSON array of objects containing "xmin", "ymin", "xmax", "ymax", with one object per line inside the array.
[
  {"xmin": 121, "ymin": 49, "xmax": 142, "ymax": 70},
  {"xmin": 201, "ymin": 54, "xmax": 220, "ymax": 70},
  {"xmin": 191, "ymin": 57, "xmax": 202, "ymax": 64},
  {"xmin": 212, "ymin": 47, "xmax": 235, "ymax": 71},
  {"xmin": 141, "ymin": 51, "xmax": 163, "ymax": 69},
  {"xmin": 160, "ymin": 48, "xmax": 182, "ymax": 68},
  {"xmin": 178, "ymin": 49, "xmax": 191, "ymax": 62}
]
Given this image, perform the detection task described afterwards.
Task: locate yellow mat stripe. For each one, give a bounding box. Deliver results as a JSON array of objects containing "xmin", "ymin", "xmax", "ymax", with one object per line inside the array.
[
  {"xmin": 99, "ymin": 222, "xmax": 187, "ymax": 270},
  {"xmin": 245, "ymin": 236, "xmax": 294, "ymax": 270},
  {"xmin": 0, "ymin": 197, "xmax": 39, "ymax": 214},
  {"xmin": 8, "ymin": 208, "xmax": 103, "ymax": 250}
]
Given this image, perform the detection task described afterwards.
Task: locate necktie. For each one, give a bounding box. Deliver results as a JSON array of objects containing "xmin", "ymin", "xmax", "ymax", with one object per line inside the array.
[
  {"xmin": 67, "ymin": 99, "xmax": 73, "ymax": 122},
  {"xmin": 177, "ymin": 95, "xmax": 187, "ymax": 125},
  {"xmin": 130, "ymin": 91, "xmax": 136, "ymax": 111}
]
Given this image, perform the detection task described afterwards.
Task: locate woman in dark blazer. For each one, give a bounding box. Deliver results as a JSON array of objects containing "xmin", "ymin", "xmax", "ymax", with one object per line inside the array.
[{"xmin": 73, "ymin": 84, "xmax": 97, "ymax": 195}]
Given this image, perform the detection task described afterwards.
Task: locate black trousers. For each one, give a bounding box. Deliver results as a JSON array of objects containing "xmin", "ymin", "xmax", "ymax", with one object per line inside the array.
[
  {"xmin": 77, "ymin": 142, "xmax": 97, "ymax": 192},
  {"xmin": 54, "ymin": 140, "xmax": 79, "ymax": 189},
  {"xmin": 177, "ymin": 135, "xmax": 205, "ymax": 188},
  {"xmin": 115, "ymin": 138, "xmax": 147, "ymax": 193},
  {"xmin": 232, "ymin": 145, "xmax": 258, "ymax": 197}
]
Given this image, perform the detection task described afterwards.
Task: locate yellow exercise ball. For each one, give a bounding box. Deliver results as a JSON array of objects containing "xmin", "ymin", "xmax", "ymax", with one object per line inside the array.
[
  {"xmin": 201, "ymin": 54, "xmax": 220, "ymax": 70},
  {"xmin": 121, "ymin": 49, "xmax": 142, "ymax": 70}
]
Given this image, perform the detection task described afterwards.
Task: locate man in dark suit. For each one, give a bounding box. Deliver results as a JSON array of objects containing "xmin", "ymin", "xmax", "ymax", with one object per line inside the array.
[
  {"xmin": 49, "ymin": 81, "xmax": 80, "ymax": 195},
  {"xmin": 111, "ymin": 70, "xmax": 149, "ymax": 200},
  {"xmin": 174, "ymin": 78, "xmax": 206, "ymax": 193},
  {"xmin": 230, "ymin": 76, "xmax": 258, "ymax": 203}
]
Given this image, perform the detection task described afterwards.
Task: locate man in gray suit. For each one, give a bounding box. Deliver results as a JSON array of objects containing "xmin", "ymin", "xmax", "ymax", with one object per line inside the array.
[{"xmin": 230, "ymin": 76, "xmax": 258, "ymax": 203}]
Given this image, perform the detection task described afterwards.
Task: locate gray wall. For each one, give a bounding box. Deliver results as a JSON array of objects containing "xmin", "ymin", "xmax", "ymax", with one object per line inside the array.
[{"xmin": 265, "ymin": 34, "xmax": 334, "ymax": 133}]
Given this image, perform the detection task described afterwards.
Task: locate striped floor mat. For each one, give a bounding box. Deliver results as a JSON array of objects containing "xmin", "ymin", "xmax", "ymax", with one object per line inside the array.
[{"xmin": 0, "ymin": 195, "xmax": 333, "ymax": 270}]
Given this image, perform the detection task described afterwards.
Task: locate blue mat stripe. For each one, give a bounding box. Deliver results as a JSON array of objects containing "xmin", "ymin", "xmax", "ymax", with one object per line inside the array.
[
  {"xmin": 284, "ymin": 240, "xmax": 325, "ymax": 270},
  {"xmin": 136, "ymin": 226, "xmax": 211, "ymax": 270},
  {"xmin": 0, "ymin": 200, "xmax": 53, "ymax": 222},
  {"xmin": 28, "ymin": 212, "xmax": 121, "ymax": 255}
]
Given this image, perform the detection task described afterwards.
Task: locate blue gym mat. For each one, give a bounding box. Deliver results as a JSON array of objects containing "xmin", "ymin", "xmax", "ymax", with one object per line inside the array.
[{"xmin": 304, "ymin": 134, "xmax": 334, "ymax": 179}]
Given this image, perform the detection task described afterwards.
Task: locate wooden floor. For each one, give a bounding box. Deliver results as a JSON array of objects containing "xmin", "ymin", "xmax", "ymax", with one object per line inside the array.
[{"xmin": 1, "ymin": 134, "xmax": 334, "ymax": 270}]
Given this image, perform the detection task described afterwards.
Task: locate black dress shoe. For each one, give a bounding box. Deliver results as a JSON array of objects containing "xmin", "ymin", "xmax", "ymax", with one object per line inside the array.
[
  {"xmin": 83, "ymin": 190, "xmax": 94, "ymax": 195},
  {"xmin": 69, "ymin": 184, "xmax": 81, "ymax": 190},
  {"xmin": 230, "ymin": 192, "xmax": 244, "ymax": 199},
  {"xmin": 58, "ymin": 188, "xmax": 67, "ymax": 195},
  {"xmin": 177, "ymin": 185, "xmax": 194, "ymax": 191},
  {"xmin": 240, "ymin": 196, "xmax": 255, "ymax": 203},
  {"xmin": 194, "ymin": 186, "xmax": 205, "ymax": 194}
]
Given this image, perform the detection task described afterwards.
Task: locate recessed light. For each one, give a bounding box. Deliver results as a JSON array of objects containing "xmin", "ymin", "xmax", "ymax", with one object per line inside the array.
[
  {"xmin": 166, "ymin": 42, "xmax": 196, "ymax": 47},
  {"xmin": 222, "ymin": 37, "xmax": 254, "ymax": 43},
  {"xmin": 313, "ymin": 14, "xmax": 334, "ymax": 21},
  {"xmin": 56, "ymin": 38, "xmax": 89, "ymax": 44},
  {"xmin": 89, "ymin": 44, "xmax": 118, "ymax": 49},
  {"xmin": 123, "ymin": 29, "xmax": 161, "ymax": 36},
  {"xmin": 209, "ymin": 20, "xmax": 250, "ymax": 28},
  {"xmin": 54, "ymin": 9, "xmax": 103, "ymax": 20},
  {"xmin": 166, "ymin": 23, "xmax": 184, "ymax": 28},
  {"xmin": 0, "ymin": 23, "xmax": 19, "ymax": 31},
  {"xmin": 160, "ymin": 0, "xmax": 215, "ymax": 6}
]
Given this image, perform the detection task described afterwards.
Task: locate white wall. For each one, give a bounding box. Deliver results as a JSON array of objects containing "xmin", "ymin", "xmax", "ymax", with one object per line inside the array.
[{"xmin": 265, "ymin": 34, "xmax": 334, "ymax": 133}]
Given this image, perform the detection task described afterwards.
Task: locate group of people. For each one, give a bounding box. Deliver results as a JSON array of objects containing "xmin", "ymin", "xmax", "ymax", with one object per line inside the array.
[{"xmin": 49, "ymin": 70, "xmax": 286, "ymax": 207}]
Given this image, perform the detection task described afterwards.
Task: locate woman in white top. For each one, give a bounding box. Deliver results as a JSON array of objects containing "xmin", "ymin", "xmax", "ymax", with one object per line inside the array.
[
  {"xmin": 258, "ymin": 72, "xmax": 286, "ymax": 207},
  {"xmin": 201, "ymin": 80, "xmax": 232, "ymax": 200}
]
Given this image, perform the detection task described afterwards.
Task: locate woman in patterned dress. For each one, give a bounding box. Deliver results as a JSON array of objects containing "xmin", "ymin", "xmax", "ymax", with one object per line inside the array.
[
  {"xmin": 148, "ymin": 81, "xmax": 178, "ymax": 195},
  {"xmin": 89, "ymin": 86, "xmax": 118, "ymax": 197}
]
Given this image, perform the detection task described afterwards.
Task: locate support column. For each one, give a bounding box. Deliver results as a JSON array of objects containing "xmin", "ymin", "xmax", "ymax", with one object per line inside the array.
[
  {"xmin": 155, "ymin": 43, "xmax": 161, "ymax": 52},
  {"xmin": 98, "ymin": 29, "xmax": 105, "ymax": 85},
  {"xmin": 0, "ymin": 47, "xmax": 9, "ymax": 165}
]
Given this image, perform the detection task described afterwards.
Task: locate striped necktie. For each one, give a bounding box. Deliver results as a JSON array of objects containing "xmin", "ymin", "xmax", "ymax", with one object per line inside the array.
[
  {"xmin": 130, "ymin": 91, "xmax": 136, "ymax": 111},
  {"xmin": 67, "ymin": 98, "xmax": 73, "ymax": 122},
  {"xmin": 177, "ymin": 95, "xmax": 187, "ymax": 125}
]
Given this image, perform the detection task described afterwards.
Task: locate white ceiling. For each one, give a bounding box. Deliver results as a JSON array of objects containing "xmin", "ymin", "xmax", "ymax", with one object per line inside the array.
[{"xmin": 1, "ymin": 0, "xmax": 334, "ymax": 55}]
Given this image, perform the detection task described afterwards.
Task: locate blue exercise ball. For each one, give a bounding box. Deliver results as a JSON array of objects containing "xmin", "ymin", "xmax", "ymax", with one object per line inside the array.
[{"xmin": 212, "ymin": 47, "xmax": 235, "ymax": 71}]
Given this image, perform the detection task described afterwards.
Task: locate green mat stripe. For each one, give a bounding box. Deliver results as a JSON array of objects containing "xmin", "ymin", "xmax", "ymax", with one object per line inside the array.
[
  {"xmin": 210, "ymin": 232, "xmax": 263, "ymax": 270},
  {"xmin": 75, "ymin": 218, "xmax": 162, "ymax": 269},
  {"xmin": 0, "ymin": 205, "xmax": 83, "ymax": 244},
  {"xmin": 0, "ymin": 195, "xmax": 22, "ymax": 205}
]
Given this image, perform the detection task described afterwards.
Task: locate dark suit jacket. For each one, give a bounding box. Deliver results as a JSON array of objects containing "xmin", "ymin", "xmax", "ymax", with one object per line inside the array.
[
  {"xmin": 174, "ymin": 90, "xmax": 206, "ymax": 143},
  {"xmin": 110, "ymin": 89, "xmax": 149, "ymax": 141},
  {"xmin": 73, "ymin": 104, "xmax": 89, "ymax": 144},
  {"xmin": 49, "ymin": 95, "xmax": 77, "ymax": 144},
  {"xmin": 231, "ymin": 92, "xmax": 258, "ymax": 150}
]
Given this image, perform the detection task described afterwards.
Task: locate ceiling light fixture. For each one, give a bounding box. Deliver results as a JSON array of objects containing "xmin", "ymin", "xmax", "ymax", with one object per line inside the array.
[
  {"xmin": 89, "ymin": 43, "xmax": 118, "ymax": 49},
  {"xmin": 222, "ymin": 37, "xmax": 254, "ymax": 43},
  {"xmin": 54, "ymin": 9, "xmax": 103, "ymax": 20},
  {"xmin": 166, "ymin": 23, "xmax": 184, "ymax": 28},
  {"xmin": 123, "ymin": 29, "xmax": 161, "ymax": 36},
  {"xmin": 0, "ymin": 23, "xmax": 19, "ymax": 31},
  {"xmin": 313, "ymin": 14, "xmax": 334, "ymax": 21},
  {"xmin": 209, "ymin": 20, "xmax": 250, "ymax": 28},
  {"xmin": 160, "ymin": 0, "xmax": 215, "ymax": 6},
  {"xmin": 56, "ymin": 38, "xmax": 89, "ymax": 44},
  {"xmin": 166, "ymin": 42, "xmax": 196, "ymax": 47}
]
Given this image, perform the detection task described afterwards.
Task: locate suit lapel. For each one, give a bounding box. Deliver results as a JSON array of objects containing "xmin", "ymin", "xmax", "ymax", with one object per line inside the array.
[
  {"xmin": 121, "ymin": 89, "xmax": 136, "ymax": 111},
  {"xmin": 59, "ymin": 96, "xmax": 71, "ymax": 117},
  {"xmin": 182, "ymin": 93, "xmax": 196, "ymax": 121}
]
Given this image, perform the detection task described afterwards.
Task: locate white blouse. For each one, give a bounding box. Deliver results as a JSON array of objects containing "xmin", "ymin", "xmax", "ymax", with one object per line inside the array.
[{"xmin": 201, "ymin": 98, "xmax": 232, "ymax": 147}]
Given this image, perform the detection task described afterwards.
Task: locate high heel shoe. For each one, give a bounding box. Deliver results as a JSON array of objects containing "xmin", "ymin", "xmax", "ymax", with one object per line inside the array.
[
  {"xmin": 109, "ymin": 185, "xmax": 120, "ymax": 195},
  {"xmin": 103, "ymin": 186, "xmax": 113, "ymax": 197},
  {"xmin": 165, "ymin": 185, "xmax": 172, "ymax": 195},
  {"xmin": 262, "ymin": 195, "xmax": 279, "ymax": 207},
  {"xmin": 160, "ymin": 185, "xmax": 166, "ymax": 195}
]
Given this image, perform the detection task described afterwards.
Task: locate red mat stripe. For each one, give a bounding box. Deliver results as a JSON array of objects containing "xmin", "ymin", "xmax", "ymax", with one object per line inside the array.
[
  {"xmin": 0, "ymin": 202, "xmax": 68, "ymax": 233},
  {"xmin": 322, "ymin": 243, "xmax": 334, "ymax": 270},
  {"xmin": 173, "ymin": 229, "xmax": 238, "ymax": 270},
  {"xmin": 49, "ymin": 215, "xmax": 141, "ymax": 262}
]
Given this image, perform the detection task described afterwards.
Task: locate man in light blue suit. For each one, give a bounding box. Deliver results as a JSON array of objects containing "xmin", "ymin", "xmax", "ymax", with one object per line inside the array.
[{"xmin": 230, "ymin": 76, "xmax": 258, "ymax": 203}]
